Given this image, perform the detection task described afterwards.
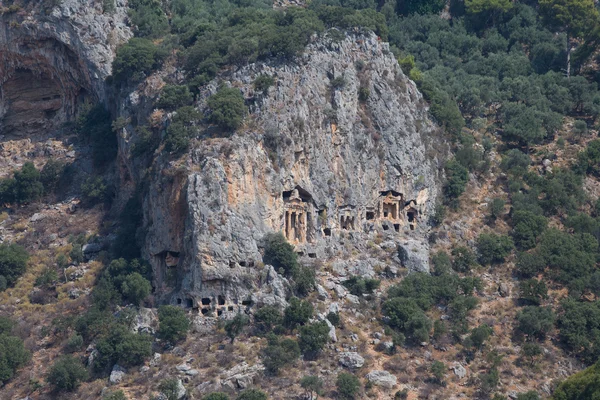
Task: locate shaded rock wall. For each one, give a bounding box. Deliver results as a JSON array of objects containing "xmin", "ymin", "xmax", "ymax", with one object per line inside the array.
[{"xmin": 0, "ymin": 0, "xmax": 131, "ymax": 138}]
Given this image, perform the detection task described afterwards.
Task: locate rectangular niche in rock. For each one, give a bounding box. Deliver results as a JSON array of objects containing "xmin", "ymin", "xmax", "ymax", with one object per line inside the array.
[{"xmin": 283, "ymin": 186, "xmax": 315, "ymax": 243}]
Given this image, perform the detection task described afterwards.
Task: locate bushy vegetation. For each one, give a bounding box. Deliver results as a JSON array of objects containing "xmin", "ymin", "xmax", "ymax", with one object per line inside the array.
[
  {"xmin": 0, "ymin": 162, "xmax": 43, "ymax": 204},
  {"xmin": 207, "ymin": 86, "xmax": 246, "ymax": 130},
  {"xmin": 158, "ymin": 305, "xmax": 190, "ymax": 343},
  {"xmin": 383, "ymin": 271, "xmax": 480, "ymax": 342},
  {"xmin": 336, "ymin": 372, "xmax": 361, "ymax": 399},
  {"xmin": 47, "ymin": 355, "xmax": 88, "ymax": 391},
  {"xmin": 0, "ymin": 317, "xmax": 30, "ymax": 384},
  {"xmin": 262, "ymin": 333, "xmax": 300, "ymax": 374},
  {"xmin": 0, "ymin": 243, "xmax": 29, "ymax": 287}
]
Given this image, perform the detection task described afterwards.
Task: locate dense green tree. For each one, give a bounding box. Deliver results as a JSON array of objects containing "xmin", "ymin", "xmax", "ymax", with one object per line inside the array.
[
  {"xmin": 522, "ymin": 342, "xmax": 543, "ymax": 366},
  {"xmin": 47, "ymin": 355, "xmax": 88, "ymax": 391},
  {"xmin": 298, "ymin": 321, "xmax": 330, "ymax": 357},
  {"xmin": 512, "ymin": 211, "xmax": 548, "ymax": 250},
  {"xmin": 158, "ymin": 305, "xmax": 190, "ymax": 343},
  {"xmin": 112, "ymin": 38, "xmax": 165, "ymax": 82},
  {"xmin": 0, "ymin": 333, "xmax": 30, "ymax": 384},
  {"xmin": 557, "ymin": 299, "xmax": 600, "ymax": 362},
  {"xmin": 207, "ymin": 86, "xmax": 246, "ymax": 130},
  {"xmin": 451, "ymin": 246, "xmax": 478, "ymax": 273},
  {"xmin": 516, "ymin": 306, "xmax": 554, "ymax": 340},
  {"xmin": 476, "ymin": 233, "xmax": 514, "ymax": 265},
  {"xmin": 121, "ymin": 272, "xmax": 151, "ymax": 306},
  {"xmin": 262, "ymin": 334, "xmax": 301, "ymax": 374},
  {"xmin": 156, "ymin": 85, "xmax": 193, "ymax": 110},
  {"xmin": 519, "ymin": 279, "xmax": 548, "ymax": 305},
  {"xmin": 336, "ymin": 372, "xmax": 361, "ymax": 400},
  {"xmin": 444, "ymin": 160, "xmax": 469, "ymax": 204},
  {"xmin": 0, "ymin": 243, "xmax": 29, "ymax": 287},
  {"xmin": 382, "ymin": 297, "xmax": 431, "ymax": 343},
  {"xmin": 430, "ymin": 360, "xmax": 446, "ymax": 384},
  {"xmin": 263, "ymin": 233, "xmax": 299, "ymax": 276},
  {"xmin": 283, "ymin": 297, "xmax": 313, "ymax": 329},
  {"xmin": 94, "ymin": 325, "xmax": 152, "ymax": 371},
  {"xmin": 254, "ymin": 305, "xmax": 283, "ymax": 333}
]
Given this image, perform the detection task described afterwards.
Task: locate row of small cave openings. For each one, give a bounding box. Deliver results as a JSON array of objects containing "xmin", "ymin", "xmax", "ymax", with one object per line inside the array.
[
  {"xmin": 176, "ymin": 295, "xmax": 253, "ymax": 316},
  {"xmin": 283, "ymin": 187, "xmax": 420, "ymax": 243}
]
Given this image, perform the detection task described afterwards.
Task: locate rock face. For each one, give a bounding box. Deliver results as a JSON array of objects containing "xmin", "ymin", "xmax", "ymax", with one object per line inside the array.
[
  {"xmin": 365, "ymin": 370, "xmax": 397, "ymax": 389},
  {"xmin": 139, "ymin": 33, "xmax": 446, "ymax": 311},
  {"xmin": 0, "ymin": 0, "xmax": 131, "ymax": 138},
  {"xmin": 339, "ymin": 351, "xmax": 365, "ymax": 369}
]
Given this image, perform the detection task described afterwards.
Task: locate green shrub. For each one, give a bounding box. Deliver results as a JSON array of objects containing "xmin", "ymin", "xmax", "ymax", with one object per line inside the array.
[
  {"xmin": 0, "ymin": 332, "xmax": 30, "ymax": 384},
  {"xmin": 164, "ymin": 106, "xmax": 202, "ymax": 153},
  {"xmin": 519, "ymin": 279, "xmax": 548, "ymax": 305},
  {"xmin": 254, "ymin": 305, "xmax": 283, "ymax": 333},
  {"xmin": 358, "ymin": 86, "xmax": 370, "ymax": 102},
  {"xmin": 521, "ymin": 342, "xmax": 542, "ymax": 366},
  {"xmin": 512, "ymin": 211, "xmax": 548, "ymax": 250},
  {"xmin": 342, "ymin": 276, "xmax": 381, "ymax": 296},
  {"xmin": 78, "ymin": 104, "xmax": 117, "ymax": 167},
  {"xmin": 573, "ymin": 119, "xmax": 588, "ymax": 136},
  {"xmin": 451, "ymin": 246, "xmax": 477, "ymax": 273},
  {"xmin": 430, "ymin": 360, "xmax": 446, "ymax": 384},
  {"xmin": 159, "ymin": 378, "xmax": 181, "ymax": 400},
  {"xmin": 488, "ymin": 198, "xmax": 505, "ymax": 220},
  {"xmin": 431, "ymin": 251, "xmax": 451, "ymax": 275},
  {"xmin": 327, "ymin": 311, "xmax": 340, "ymax": 327},
  {"xmin": 476, "ymin": 233, "xmax": 514, "ymax": 265},
  {"xmin": 104, "ymin": 390, "xmax": 127, "ymax": 400},
  {"xmin": 236, "ymin": 389, "xmax": 268, "ymax": 400},
  {"xmin": 69, "ymin": 244, "xmax": 84, "ymax": 264},
  {"xmin": 557, "ymin": 299, "xmax": 600, "ymax": 363},
  {"xmin": 516, "ymin": 306, "xmax": 554, "ymax": 340},
  {"xmin": 464, "ymin": 324, "xmax": 493, "ymax": 349},
  {"xmin": 47, "ymin": 355, "xmax": 88, "ymax": 391},
  {"xmin": 444, "ymin": 160, "xmax": 469, "ymax": 204},
  {"xmin": 94, "ymin": 325, "xmax": 152, "ymax": 371},
  {"xmin": 577, "ymin": 139, "xmax": 600, "ymax": 177},
  {"xmin": 336, "ymin": 372, "xmax": 361, "ymax": 400},
  {"xmin": 121, "ymin": 272, "xmax": 151, "ymax": 305},
  {"xmin": 262, "ymin": 334, "xmax": 301, "ymax": 374},
  {"xmin": 0, "ymin": 276, "xmax": 6, "ymax": 292},
  {"xmin": 283, "ymin": 297, "xmax": 313, "ymax": 329},
  {"xmin": 330, "ymin": 76, "xmax": 346, "ymax": 89},
  {"xmin": 263, "ymin": 233, "xmax": 299, "ymax": 276},
  {"xmin": 298, "ymin": 321, "xmax": 330, "ymax": 357},
  {"xmin": 0, "ymin": 243, "xmax": 29, "ymax": 287},
  {"xmin": 382, "ymin": 297, "xmax": 431, "ymax": 343},
  {"xmin": 254, "ymin": 75, "xmax": 275, "ymax": 95},
  {"xmin": 65, "ymin": 334, "xmax": 84, "ymax": 353},
  {"xmin": 157, "ymin": 85, "xmax": 193, "ymax": 110},
  {"xmin": 207, "ymin": 86, "xmax": 246, "ymax": 130},
  {"xmin": 293, "ymin": 266, "xmax": 316, "ymax": 297},
  {"xmin": 112, "ymin": 38, "xmax": 166, "ymax": 83},
  {"xmin": 81, "ymin": 176, "xmax": 110, "ymax": 206},
  {"xmin": 158, "ymin": 305, "xmax": 190, "ymax": 343}
]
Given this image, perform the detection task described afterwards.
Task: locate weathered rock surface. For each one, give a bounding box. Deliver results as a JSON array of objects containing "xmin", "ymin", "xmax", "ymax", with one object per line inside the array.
[
  {"xmin": 365, "ymin": 370, "xmax": 397, "ymax": 388},
  {"xmin": 121, "ymin": 32, "xmax": 446, "ymax": 313},
  {"xmin": 339, "ymin": 351, "xmax": 365, "ymax": 369},
  {"xmin": 109, "ymin": 364, "xmax": 126, "ymax": 384},
  {"xmin": 0, "ymin": 0, "xmax": 131, "ymax": 137}
]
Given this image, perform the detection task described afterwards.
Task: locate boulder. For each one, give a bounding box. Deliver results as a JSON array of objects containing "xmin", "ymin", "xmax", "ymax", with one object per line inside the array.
[
  {"xmin": 109, "ymin": 364, "xmax": 126, "ymax": 384},
  {"xmin": 339, "ymin": 352, "xmax": 365, "ymax": 369},
  {"xmin": 452, "ymin": 363, "xmax": 467, "ymax": 379},
  {"xmin": 365, "ymin": 370, "xmax": 397, "ymax": 389}
]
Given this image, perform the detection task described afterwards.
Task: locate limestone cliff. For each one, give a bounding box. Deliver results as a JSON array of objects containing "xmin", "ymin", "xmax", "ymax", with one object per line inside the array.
[
  {"xmin": 0, "ymin": 0, "xmax": 131, "ymax": 138},
  {"xmin": 136, "ymin": 33, "xmax": 448, "ymax": 313}
]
